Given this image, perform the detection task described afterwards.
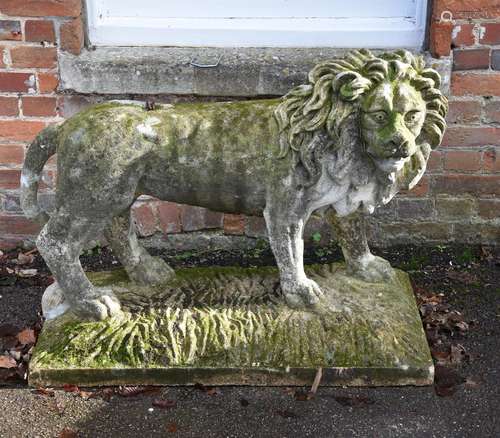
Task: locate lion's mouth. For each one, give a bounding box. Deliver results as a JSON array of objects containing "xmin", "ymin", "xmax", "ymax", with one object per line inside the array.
[{"xmin": 373, "ymin": 157, "xmax": 410, "ymax": 173}]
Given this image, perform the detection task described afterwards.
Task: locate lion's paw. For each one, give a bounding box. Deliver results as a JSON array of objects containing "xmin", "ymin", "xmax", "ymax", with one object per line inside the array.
[
  {"xmin": 70, "ymin": 288, "xmax": 123, "ymax": 321},
  {"xmin": 283, "ymin": 278, "xmax": 324, "ymax": 308},
  {"xmin": 348, "ymin": 254, "xmax": 395, "ymax": 283}
]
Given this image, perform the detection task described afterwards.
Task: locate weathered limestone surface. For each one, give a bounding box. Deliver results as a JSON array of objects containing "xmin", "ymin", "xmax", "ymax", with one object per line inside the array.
[
  {"xmin": 21, "ymin": 50, "xmax": 448, "ymax": 321},
  {"xmin": 30, "ymin": 263, "xmax": 433, "ymax": 387}
]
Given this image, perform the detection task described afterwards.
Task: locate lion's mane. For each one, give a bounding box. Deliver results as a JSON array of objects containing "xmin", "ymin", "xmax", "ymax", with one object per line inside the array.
[{"xmin": 274, "ymin": 49, "xmax": 448, "ymax": 187}]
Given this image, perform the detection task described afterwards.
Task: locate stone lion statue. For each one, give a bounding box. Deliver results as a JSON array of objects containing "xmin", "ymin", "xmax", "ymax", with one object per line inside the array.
[{"xmin": 21, "ymin": 49, "xmax": 447, "ymax": 320}]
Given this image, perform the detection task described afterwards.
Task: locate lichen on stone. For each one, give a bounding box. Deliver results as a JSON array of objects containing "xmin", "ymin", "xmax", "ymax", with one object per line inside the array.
[{"xmin": 31, "ymin": 263, "xmax": 432, "ymax": 379}]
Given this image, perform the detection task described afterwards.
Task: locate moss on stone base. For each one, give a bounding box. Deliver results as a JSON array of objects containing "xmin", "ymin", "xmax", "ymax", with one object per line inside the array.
[{"xmin": 30, "ymin": 263, "xmax": 433, "ymax": 387}]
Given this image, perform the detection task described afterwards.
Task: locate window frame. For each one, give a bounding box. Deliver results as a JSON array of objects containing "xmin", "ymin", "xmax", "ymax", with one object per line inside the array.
[{"xmin": 85, "ymin": 0, "xmax": 430, "ymax": 49}]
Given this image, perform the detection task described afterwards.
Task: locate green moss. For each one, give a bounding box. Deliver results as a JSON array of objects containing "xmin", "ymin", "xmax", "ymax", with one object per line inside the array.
[{"xmin": 31, "ymin": 263, "xmax": 433, "ymax": 386}]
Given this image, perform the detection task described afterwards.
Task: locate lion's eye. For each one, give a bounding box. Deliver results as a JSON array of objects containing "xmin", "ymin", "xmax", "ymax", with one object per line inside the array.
[
  {"xmin": 371, "ymin": 111, "xmax": 387, "ymax": 123},
  {"xmin": 405, "ymin": 111, "xmax": 421, "ymax": 124}
]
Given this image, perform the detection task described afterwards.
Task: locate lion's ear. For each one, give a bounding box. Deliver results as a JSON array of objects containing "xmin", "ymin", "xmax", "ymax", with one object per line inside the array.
[{"xmin": 333, "ymin": 72, "xmax": 371, "ymax": 102}]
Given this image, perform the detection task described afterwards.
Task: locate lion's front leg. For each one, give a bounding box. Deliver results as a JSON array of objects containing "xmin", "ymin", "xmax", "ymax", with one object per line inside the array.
[
  {"xmin": 328, "ymin": 209, "xmax": 395, "ymax": 282},
  {"xmin": 264, "ymin": 209, "xmax": 323, "ymax": 307}
]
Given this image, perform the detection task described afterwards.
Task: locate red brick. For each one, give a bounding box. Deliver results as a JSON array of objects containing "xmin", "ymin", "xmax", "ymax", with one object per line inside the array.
[
  {"xmin": 0, "ymin": 20, "xmax": 21, "ymax": 41},
  {"xmin": 0, "ymin": 120, "xmax": 45, "ymax": 142},
  {"xmin": 446, "ymin": 100, "xmax": 481, "ymax": 124},
  {"xmin": 0, "ymin": 47, "xmax": 4, "ymax": 68},
  {"xmin": 399, "ymin": 176, "xmax": 429, "ymax": 197},
  {"xmin": 0, "ymin": 0, "xmax": 81, "ymax": 17},
  {"xmin": 477, "ymin": 199, "xmax": 500, "ymax": 219},
  {"xmin": 480, "ymin": 23, "xmax": 500, "ymax": 44},
  {"xmin": 451, "ymin": 72, "xmax": 500, "ymax": 96},
  {"xmin": 442, "ymin": 126, "xmax": 500, "ymax": 147},
  {"xmin": 0, "ymin": 235, "xmax": 25, "ymax": 249},
  {"xmin": 483, "ymin": 100, "xmax": 500, "ymax": 123},
  {"xmin": 156, "ymin": 201, "xmax": 181, "ymax": 234},
  {"xmin": 37, "ymin": 72, "xmax": 58, "ymax": 93},
  {"xmin": 132, "ymin": 202, "xmax": 157, "ymax": 237},
  {"xmin": 452, "ymin": 24, "xmax": 475, "ymax": 47},
  {"xmin": 483, "ymin": 148, "xmax": 500, "ymax": 172},
  {"xmin": 223, "ymin": 214, "xmax": 245, "ymax": 235},
  {"xmin": 0, "ymin": 96, "xmax": 18, "ymax": 116},
  {"xmin": 453, "ymin": 49, "xmax": 490, "ymax": 71},
  {"xmin": 426, "ymin": 150, "xmax": 443, "ymax": 172},
  {"xmin": 434, "ymin": 1, "xmax": 500, "ymax": 19},
  {"xmin": 444, "ymin": 151, "xmax": 481, "ymax": 171},
  {"xmin": 0, "ymin": 144, "xmax": 24, "ymax": 165},
  {"xmin": 0, "ymin": 169, "xmax": 20, "ymax": 189},
  {"xmin": 181, "ymin": 206, "xmax": 222, "ymax": 231},
  {"xmin": 25, "ymin": 20, "xmax": 55, "ymax": 43},
  {"xmin": 0, "ymin": 214, "xmax": 41, "ymax": 235},
  {"xmin": 22, "ymin": 96, "xmax": 57, "ymax": 117},
  {"xmin": 430, "ymin": 21, "xmax": 453, "ymax": 58},
  {"xmin": 11, "ymin": 46, "xmax": 57, "ymax": 68},
  {"xmin": 434, "ymin": 174, "xmax": 500, "ymax": 196},
  {"xmin": 60, "ymin": 17, "xmax": 83, "ymax": 55},
  {"xmin": 0, "ymin": 72, "xmax": 33, "ymax": 93}
]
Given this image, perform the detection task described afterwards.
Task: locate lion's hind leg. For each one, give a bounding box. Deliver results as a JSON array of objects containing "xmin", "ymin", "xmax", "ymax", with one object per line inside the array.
[
  {"xmin": 37, "ymin": 210, "xmax": 122, "ymax": 320},
  {"xmin": 104, "ymin": 211, "xmax": 175, "ymax": 285}
]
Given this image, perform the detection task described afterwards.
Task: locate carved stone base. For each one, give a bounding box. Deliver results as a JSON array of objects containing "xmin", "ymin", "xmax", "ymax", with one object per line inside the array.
[{"xmin": 29, "ymin": 263, "xmax": 433, "ymax": 387}]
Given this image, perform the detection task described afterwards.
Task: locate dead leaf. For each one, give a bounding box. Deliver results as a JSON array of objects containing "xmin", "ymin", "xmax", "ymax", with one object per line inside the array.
[
  {"xmin": 63, "ymin": 384, "xmax": 80, "ymax": 393},
  {"xmin": 152, "ymin": 399, "xmax": 176, "ymax": 409},
  {"xmin": 16, "ymin": 252, "xmax": 34, "ymax": 265},
  {"xmin": 450, "ymin": 344, "xmax": 468, "ymax": 364},
  {"xmin": 116, "ymin": 386, "xmax": 159, "ymax": 397},
  {"xmin": 276, "ymin": 409, "xmax": 299, "ymax": 419},
  {"xmin": 17, "ymin": 328, "xmax": 36, "ymax": 345},
  {"xmin": 96, "ymin": 387, "xmax": 114, "ymax": 401},
  {"xmin": 334, "ymin": 394, "xmax": 374, "ymax": 407},
  {"xmin": 240, "ymin": 398, "xmax": 249, "ymax": 407},
  {"xmin": 35, "ymin": 387, "xmax": 55, "ymax": 397},
  {"xmin": 79, "ymin": 391, "xmax": 93, "ymax": 400},
  {"xmin": 0, "ymin": 355, "xmax": 17, "ymax": 369},
  {"xmin": 434, "ymin": 365, "xmax": 466, "ymax": 397},
  {"xmin": 17, "ymin": 268, "xmax": 38, "ymax": 277},
  {"xmin": 167, "ymin": 422, "xmax": 178, "ymax": 433},
  {"xmin": 465, "ymin": 377, "xmax": 480, "ymax": 388},
  {"xmin": 294, "ymin": 390, "xmax": 313, "ymax": 401},
  {"xmin": 59, "ymin": 428, "xmax": 78, "ymax": 438},
  {"xmin": 193, "ymin": 382, "xmax": 220, "ymax": 395}
]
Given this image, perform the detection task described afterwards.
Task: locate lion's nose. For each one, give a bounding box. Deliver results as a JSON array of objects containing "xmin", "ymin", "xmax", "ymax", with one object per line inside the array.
[{"xmin": 389, "ymin": 139, "xmax": 410, "ymax": 158}]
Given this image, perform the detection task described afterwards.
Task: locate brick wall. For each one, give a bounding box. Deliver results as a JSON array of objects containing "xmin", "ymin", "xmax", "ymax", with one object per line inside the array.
[{"xmin": 0, "ymin": 0, "xmax": 498, "ymax": 249}]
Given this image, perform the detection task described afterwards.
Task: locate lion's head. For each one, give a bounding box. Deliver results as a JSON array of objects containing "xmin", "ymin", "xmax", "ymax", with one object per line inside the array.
[{"xmin": 274, "ymin": 49, "xmax": 448, "ymax": 188}]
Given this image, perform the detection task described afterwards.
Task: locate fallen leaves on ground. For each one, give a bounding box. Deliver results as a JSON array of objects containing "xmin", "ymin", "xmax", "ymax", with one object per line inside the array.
[
  {"xmin": 334, "ymin": 394, "xmax": 374, "ymax": 407},
  {"xmin": 193, "ymin": 382, "xmax": 220, "ymax": 396},
  {"xmin": 414, "ymin": 282, "xmax": 474, "ymax": 397},
  {"xmin": 0, "ymin": 323, "xmax": 38, "ymax": 383},
  {"xmin": 434, "ymin": 365, "xmax": 466, "ymax": 397},
  {"xmin": 34, "ymin": 387, "xmax": 55, "ymax": 397},
  {"xmin": 152, "ymin": 398, "xmax": 176, "ymax": 409},
  {"xmin": 293, "ymin": 389, "xmax": 314, "ymax": 401},
  {"xmin": 17, "ymin": 328, "xmax": 36, "ymax": 345},
  {"xmin": 0, "ymin": 354, "xmax": 17, "ymax": 369},
  {"xmin": 166, "ymin": 422, "xmax": 178, "ymax": 433},
  {"xmin": 63, "ymin": 384, "xmax": 80, "ymax": 393},
  {"xmin": 240, "ymin": 398, "xmax": 249, "ymax": 407},
  {"xmin": 275, "ymin": 409, "xmax": 299, "ymax": 419},
  {"xmin": 59, "ymin": 428, "xmax": 78, "ymax": 438},
  {"xmin": 116, "ymin": 385, "xmax": 160, "ymax": 397}
]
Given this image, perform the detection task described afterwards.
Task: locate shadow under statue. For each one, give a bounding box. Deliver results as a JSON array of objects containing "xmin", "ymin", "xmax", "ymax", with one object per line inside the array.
[{"xmin": 22, "ymin": 49, "xmax": 447, "ymax": 387}]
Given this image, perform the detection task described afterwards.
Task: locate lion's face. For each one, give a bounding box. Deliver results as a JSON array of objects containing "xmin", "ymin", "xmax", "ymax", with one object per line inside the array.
[{"xmin": 360, "ymin": 81, "xmax": 426, "ymax": 173}]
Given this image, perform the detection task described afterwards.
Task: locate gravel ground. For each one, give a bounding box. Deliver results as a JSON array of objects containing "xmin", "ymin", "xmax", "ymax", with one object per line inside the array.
[{"xmin": 0, "ymin": 244, "xmax": 499, "ymax": 438}]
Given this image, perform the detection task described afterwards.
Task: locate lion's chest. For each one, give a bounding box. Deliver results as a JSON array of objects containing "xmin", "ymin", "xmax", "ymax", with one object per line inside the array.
[{"xmin": 309, "ymin": 175, "xmax": 381, "ymax": 217}]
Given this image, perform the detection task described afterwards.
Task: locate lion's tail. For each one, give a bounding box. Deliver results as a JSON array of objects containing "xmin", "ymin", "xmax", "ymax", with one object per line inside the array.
[{"xmin": 20, "ymin": 124, "xmax": 60, "ymax": 225}]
